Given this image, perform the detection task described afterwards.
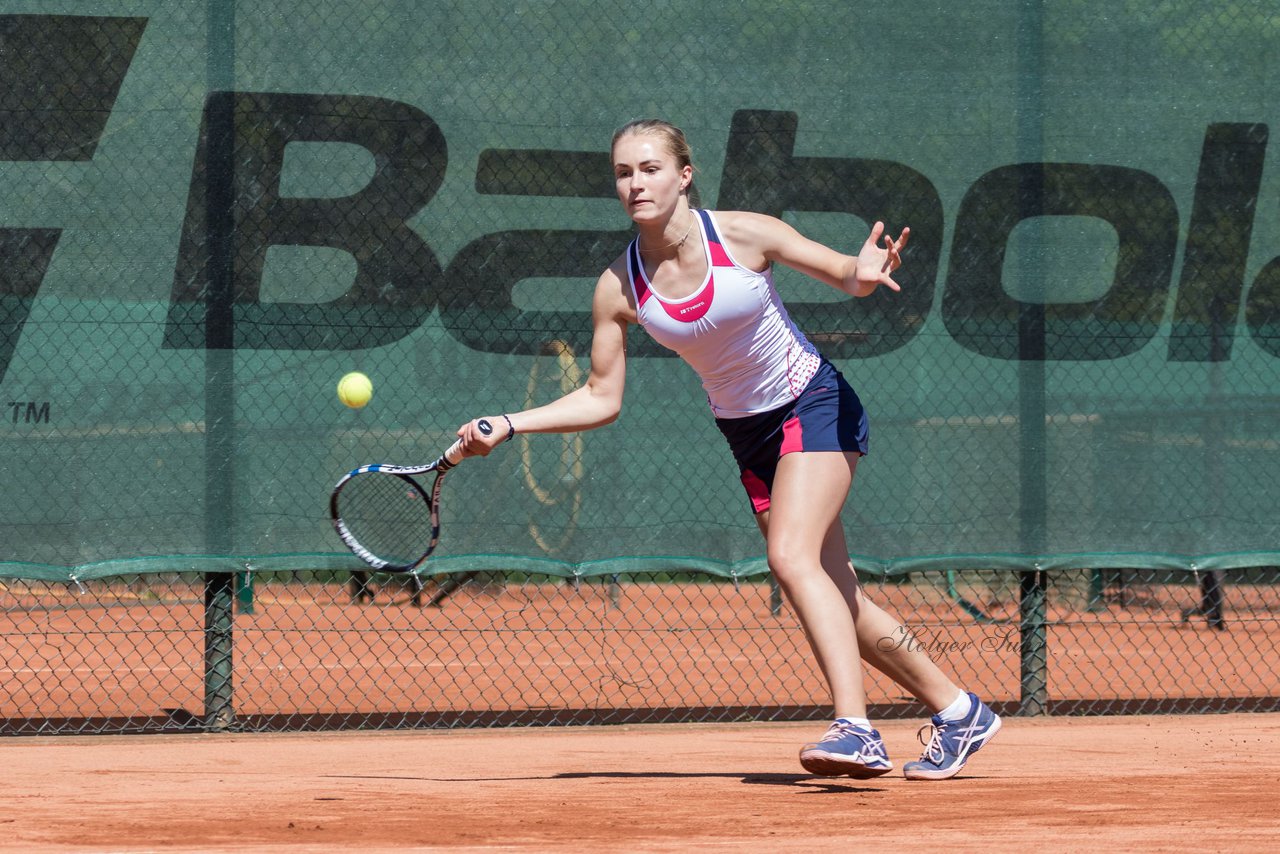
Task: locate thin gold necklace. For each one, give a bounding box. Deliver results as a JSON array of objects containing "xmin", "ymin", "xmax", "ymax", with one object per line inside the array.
[{"xmin": 638, "ymin": 213, "xmax": 696, "ymax": 254}]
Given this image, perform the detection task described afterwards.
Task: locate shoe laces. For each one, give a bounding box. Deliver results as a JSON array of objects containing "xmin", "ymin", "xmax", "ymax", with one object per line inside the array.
[
  {"xmin": 915, "ymin": 722, "xmax": 948, "ymax": 764},
  {"xmin": 820, "ymin": 720, "xmax": 878, "ymax": 747},
  {"xmin": 820, "ymin": 720, "xmax": 863, "ymax": 743}
]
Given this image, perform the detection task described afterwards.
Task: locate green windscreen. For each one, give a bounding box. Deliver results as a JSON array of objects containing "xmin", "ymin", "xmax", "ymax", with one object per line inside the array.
[{"xmin": 1, "ymin": 1, "xmax": 1277, "ymax": 580}]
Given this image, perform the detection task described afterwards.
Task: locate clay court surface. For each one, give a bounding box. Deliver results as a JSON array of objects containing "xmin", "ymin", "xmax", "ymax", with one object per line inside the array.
[{"xmin": 3, "ymin": 713, "xmax": 1278, "ymax": 852}]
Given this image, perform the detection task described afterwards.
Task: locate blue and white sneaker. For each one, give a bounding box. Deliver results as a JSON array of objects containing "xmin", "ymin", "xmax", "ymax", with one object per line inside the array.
[
  {"xmin": 799, "ymin": 721, "xmax": 894, "ymax": 779},
  {"xmin": 903, "ymin": 693, "xmax": 1002, "ymax": 780}
]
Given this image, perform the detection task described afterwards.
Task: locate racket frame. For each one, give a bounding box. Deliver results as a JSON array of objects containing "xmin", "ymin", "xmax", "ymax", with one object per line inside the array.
[{"xmin": 330, "ymin": 436, "xmax": 471, "ymax": 572}]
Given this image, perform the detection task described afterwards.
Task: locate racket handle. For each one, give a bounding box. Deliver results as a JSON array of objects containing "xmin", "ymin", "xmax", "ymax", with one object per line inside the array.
[
  {"xmin": 442, "ymin": 418, "xmax": 492, "ymax": 467},
  {"xmin": 442, "ymin": 439, "xmax": 465, "ymax": 467}
]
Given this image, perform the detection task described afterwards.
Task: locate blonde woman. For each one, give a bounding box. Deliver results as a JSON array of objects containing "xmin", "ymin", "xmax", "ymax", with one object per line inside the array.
[{"xmin": 457, "ymin": 119, "xmax": 1000, "ymax": 780}]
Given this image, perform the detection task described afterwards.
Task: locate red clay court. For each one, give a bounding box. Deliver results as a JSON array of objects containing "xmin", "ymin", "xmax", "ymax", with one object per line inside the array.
[{"xmin": 4, "ymin": 713, "xmax": 1278, "ymax": 851}]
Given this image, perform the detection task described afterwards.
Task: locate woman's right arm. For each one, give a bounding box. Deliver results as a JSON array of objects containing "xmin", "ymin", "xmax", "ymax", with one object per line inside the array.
[{"xmin": 455, "ymin": 262, "xmax": 635, "ymax": 456}]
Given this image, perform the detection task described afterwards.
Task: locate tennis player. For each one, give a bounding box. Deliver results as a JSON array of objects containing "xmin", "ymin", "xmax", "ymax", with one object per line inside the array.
[{"xmin": 456, "ymin": 119, "xmax": 1000, "ymax": 780}]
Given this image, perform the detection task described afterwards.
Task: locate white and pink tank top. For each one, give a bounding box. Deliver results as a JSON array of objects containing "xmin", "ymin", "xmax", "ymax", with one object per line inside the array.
[{"xmin": 626, "ymin": 209, "xmax": 822, "ymax": 418}]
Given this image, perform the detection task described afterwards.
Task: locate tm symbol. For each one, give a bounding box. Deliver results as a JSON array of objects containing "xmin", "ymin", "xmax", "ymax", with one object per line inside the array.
[{"xmin": 7, "ymin": 401, "xmax": 51, "ymax": 424}]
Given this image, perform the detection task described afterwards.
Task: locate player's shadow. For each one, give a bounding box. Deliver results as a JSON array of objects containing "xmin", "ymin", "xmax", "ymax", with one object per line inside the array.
[
  {"xmin": 554, "ymin": 771, "xmax": 884, "ymax": 794},
  {"xmin": 324, "ymin": 772, "xmax": 885, "ymax": 793}
]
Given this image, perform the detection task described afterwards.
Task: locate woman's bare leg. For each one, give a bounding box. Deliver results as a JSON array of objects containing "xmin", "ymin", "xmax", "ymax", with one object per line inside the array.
[
  {"xmin": 758, "ymin": 450, "xmax": 868, "ymax": 717},
  {"xmin": 758, "ymin": 451, "xmax": 961, "ymax": 714},
  {"xmin": 817, "ymin": 520, "xmax": 961, "ymax": 713}
]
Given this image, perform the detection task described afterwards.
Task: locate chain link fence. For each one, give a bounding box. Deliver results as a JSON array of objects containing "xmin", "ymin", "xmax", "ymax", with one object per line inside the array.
[
  {"xmin": 2, "ymin": 2, "xmax": 1279, "ymax": 734},
  {"xmin": 3, "ymin": 566, "xmax": 1277, "ymax": 735}
]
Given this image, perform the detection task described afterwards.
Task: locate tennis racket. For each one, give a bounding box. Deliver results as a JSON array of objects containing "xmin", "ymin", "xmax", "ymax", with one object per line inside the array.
[{"xmin": 330, "ymin": 419, "xmax": 492, "ymax": 572}]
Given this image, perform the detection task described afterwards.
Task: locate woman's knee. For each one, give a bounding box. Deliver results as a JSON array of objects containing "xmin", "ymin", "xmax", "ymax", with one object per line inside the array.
[{"xmin": 766, "ymin": 538, "xmax": 819, "ymax": 586}]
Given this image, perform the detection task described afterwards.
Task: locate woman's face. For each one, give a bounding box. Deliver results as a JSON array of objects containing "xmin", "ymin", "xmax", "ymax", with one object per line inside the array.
[{"xmin": 612, "ymin": 132, "xmax": 691, "ymax": 224}]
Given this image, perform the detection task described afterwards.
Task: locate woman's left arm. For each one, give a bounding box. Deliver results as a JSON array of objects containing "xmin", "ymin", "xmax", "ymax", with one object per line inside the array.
[{"xmin": 718, "ymin": 211, "xmax": 909, "ymax": 298}]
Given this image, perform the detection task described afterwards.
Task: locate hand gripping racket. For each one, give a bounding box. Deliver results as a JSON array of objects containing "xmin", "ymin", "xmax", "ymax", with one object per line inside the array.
[{"xmin": 330, "ymin": 419, "xmax": 492, "ymax": 572}]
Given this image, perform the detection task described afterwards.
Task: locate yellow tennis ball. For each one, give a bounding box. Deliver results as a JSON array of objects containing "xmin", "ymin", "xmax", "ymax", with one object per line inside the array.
[{"xmin": 337, "ymin": 371, "xmax": 373, "ymax": 408}]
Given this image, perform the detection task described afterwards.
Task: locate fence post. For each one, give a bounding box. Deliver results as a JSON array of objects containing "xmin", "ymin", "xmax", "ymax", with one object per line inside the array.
[
  {"xmin": 1018, "ymin": 568, "xmax": 1048, "ymax": 715},
  {"xmin": 1015, "ymin": 0, "xmax": 1049, "ymax": 717},
  {"xmin": 201, "ymin": 0, "xmax": 238, "ymax": 731},
  {"xmin": 769, "ymin": 576, "xmax": 783, "ymax": 617},
  {"xmin": 203, "ymin": 572, "xmax": 236, "ymax": 729}
]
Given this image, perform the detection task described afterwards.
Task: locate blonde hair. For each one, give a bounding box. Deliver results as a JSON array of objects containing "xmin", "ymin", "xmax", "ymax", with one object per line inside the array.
[{"xmin": 611, "ymin": 119, "xmax": 700, "ymax": 206}]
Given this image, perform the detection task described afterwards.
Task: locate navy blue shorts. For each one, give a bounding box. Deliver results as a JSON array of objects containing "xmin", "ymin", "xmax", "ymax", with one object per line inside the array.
[{"xmin": 714, "ymin": 359, "xmax": 868, "ymax": 514}]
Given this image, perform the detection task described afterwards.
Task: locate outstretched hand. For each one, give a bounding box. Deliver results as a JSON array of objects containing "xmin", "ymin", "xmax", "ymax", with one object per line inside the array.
[{"xmin": 852, "ymin": 221, "xmax": 909, "ymax": 295}]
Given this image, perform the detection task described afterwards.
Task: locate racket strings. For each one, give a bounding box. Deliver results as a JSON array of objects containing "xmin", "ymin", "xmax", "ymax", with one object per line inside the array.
[{"xmin": 336, "ymin": 472, "xmax": 436, "ymax": 568}]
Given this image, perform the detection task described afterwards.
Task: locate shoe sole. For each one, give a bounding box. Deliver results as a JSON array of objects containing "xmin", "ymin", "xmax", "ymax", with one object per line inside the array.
[
  {"xmin": 800, "ymin": 749, "xmax": 893, "ymax": 779},
  {"xmin": 903, "ymin": 715, "xmax": 1002, "ymax": 781}
]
